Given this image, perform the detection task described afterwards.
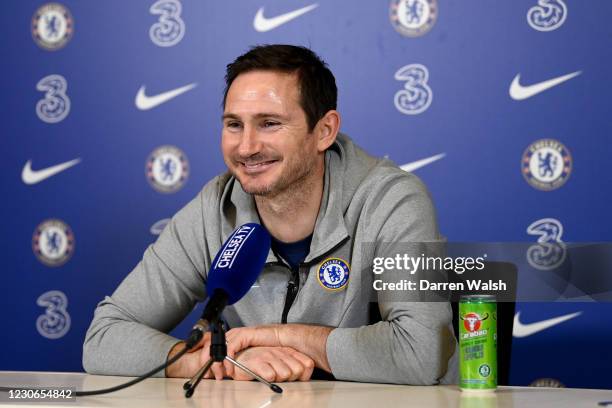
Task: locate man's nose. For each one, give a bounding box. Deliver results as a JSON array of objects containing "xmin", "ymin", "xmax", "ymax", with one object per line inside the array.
[{"xmin": 237, "ymin": 125, "xmax": 262, "ymax": 157}]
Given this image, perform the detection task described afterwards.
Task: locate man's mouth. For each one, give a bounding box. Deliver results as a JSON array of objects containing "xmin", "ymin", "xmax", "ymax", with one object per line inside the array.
[{"xmin": 239, "ymin": 160, "xmax": 278, "ymax": 174}]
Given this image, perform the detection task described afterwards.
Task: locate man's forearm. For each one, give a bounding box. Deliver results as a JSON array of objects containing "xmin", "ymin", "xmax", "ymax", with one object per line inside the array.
[{"xmin": 83, "ymin": 315, "xmax": 182, "ymax": 377}]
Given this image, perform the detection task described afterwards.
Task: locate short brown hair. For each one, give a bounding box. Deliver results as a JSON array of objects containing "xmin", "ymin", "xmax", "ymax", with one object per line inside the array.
[{"xmin": 224, "ymin": 44, "xmax": 337, "ymax": 132}]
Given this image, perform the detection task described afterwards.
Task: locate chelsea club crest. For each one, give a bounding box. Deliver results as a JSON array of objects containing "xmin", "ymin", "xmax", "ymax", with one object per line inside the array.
[
  {"xmin": 146, "ymin": 145, "xmax": 189, "ymax": 193},
  {"xmin": 317, "ymin": 258, "xmax": 350, "ymax": 291},
  {"xmin": 32, "ymin": 3, "xmax": 74, "ymax": 51},
  {"xmin": 522, "ymin": 139, "xmax": 572, "ymax": 191},
  {"xmin": 32, "ymin": 219, "xmax": 75, "ymax": 267},
  {"xmin": 389, "ymin": 0, "xmax": 437, "ymax": 37}
]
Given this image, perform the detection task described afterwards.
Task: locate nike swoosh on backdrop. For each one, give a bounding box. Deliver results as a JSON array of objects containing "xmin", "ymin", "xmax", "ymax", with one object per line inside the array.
[
  {"xmin": 513, "ymin": 311, "xmax": 582, "ymax": 338},
  {"xmin": 400, "ymin": 153, "xmax": 446, "ymax": 173},
  {"xmin": 509, "ymin": 71, "xmax": 581, "ymax": 100},
  {"xmin": 22, "ymin": 158, "xmax": 81, "ymax": 185},
  {"xmin": 253, "ymin": 4, "xmax": 318, "ymax": 32},
  {"xmin": 135, "ymin": 83, "xmax": 197, "ymax": 110}
]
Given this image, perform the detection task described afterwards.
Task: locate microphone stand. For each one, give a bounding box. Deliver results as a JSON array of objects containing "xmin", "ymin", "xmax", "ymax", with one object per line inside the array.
[{"xmin": 183, "ymin": 319, "xmax": 283, "ymax": 398}]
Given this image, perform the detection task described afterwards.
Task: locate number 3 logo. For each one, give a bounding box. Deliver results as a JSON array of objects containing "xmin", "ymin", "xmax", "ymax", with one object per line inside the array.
[
  {"xmin": 527, "ymin": 0, "xmax": 567, "ymax": 32},
  {"xmin": 36, "ymin": 290, "xmax": 71, "ymax": 339},
  {"xmin": 149, "ymin": 0, "xmax": 185, "ymax": 47},
  {"xmin": 36, "ymin": 74, "xmax": 70, "ymax": 124},
  {"xmin": 394, "ymin": 64, "xmax": 433, "ymax": 115},
  {"xmin": 526, "ymin": 218, "xmax": 567, "ymax": 270}
]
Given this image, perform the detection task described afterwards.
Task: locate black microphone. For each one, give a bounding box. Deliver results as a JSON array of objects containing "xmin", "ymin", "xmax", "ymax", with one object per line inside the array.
[{"xmin": 187, "ymin": 223, "xmax": 271, "ymax": 346}]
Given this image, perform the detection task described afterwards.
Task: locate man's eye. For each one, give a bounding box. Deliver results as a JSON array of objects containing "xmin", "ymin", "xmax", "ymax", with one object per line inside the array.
[
  {"xmin": 263, "ymin": 121, "xmax": 280, "ymax": 128},
  {"xmin": 226, "ymin": 121, "xmax": 242, "ymax": 129}
]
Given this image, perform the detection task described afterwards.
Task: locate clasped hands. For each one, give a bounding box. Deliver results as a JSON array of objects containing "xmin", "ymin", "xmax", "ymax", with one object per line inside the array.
[{"xmin": 167, "ymin": 324, "xmax": 331, "ymax": 383}]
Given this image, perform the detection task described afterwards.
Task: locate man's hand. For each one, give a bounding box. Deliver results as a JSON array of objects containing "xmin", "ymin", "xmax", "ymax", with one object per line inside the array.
[
  {"xmin": 225, "ymin": 324, "xmax": 333, "ymax": 373},
  {"xmin": 231, "ymin": 346, "xmax": 314, "ymax": 382},
  {"xmin": 165, "ymin": 337, "xmax": 207, "ymax": 378},
  {"xmin": 165, "ymin": 334, "xmax": 314, "ymax": 383},
  {"xmin": 166, "ymin": 323, "xmax": 333, "ymax": 379},
  {"xmin": 165, "ymin": 332, "xmax": 229, "ymax": 380}
]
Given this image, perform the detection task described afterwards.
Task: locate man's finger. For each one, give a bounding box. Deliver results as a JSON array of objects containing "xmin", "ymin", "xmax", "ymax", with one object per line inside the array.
[
  {"xmin": 234, "ymin": 359, "xmax": 274, "ymax": 382},
  {"xmin": 271, "ymin": 348, "xmax": 303, "ymax": 382},
  {"xmin": 284, "ymin": 347, "xmax": 315, "ymax": 381},
  {"xmin": 257, "ymin": 362, "xmax": 276, "ymax": 383},
  {"xmin": 225, "ymin": 330, "xmax": 251, "ymax": 354},
  {"xmin": 266, "ymin": 353, "xmax": 292, "ymax": 382},
  {"xmin": 211, "ymin": 362, "xmax": 225, "ymax": 380},
  {"xmin": 233, "ymin": 349, "xmax": 275, "ymax": 382},
  {"xmin": 232, "ymin": 366, "xmax": 253, "ymax": 381},
  {"xmin": 199, "ymin": 343, "xmax": 212, "ymax": 365},
  {"xmin": 223, "ymin": 357, "xmax": 234, "ymax": 378}
]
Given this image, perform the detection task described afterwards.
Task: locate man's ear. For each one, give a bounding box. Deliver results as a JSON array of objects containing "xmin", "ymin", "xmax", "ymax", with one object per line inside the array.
[{"xmin": 315, "ymin": 110, "xmax": 341, "ymax": 152}]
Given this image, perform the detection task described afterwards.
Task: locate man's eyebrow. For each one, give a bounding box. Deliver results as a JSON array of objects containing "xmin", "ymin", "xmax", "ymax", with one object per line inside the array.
[
  {"xmin": 221, "ymin": 112, "xmax": 288, "ymax": 121},
  {"xmin": 222, "ymin": 113, "xmax": 240, "ymax": 121}
]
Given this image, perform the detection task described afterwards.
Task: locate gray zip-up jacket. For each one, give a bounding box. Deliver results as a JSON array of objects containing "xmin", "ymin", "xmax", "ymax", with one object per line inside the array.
[{"xmin": 83, "ymin": 133, "xmax": 458, "ymax": 385}]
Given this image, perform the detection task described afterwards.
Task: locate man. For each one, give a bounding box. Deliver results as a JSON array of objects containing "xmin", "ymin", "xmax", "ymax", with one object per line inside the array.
[{"xmin": 83, "ymin": 44, "xmax": 458, "ymax": 384}]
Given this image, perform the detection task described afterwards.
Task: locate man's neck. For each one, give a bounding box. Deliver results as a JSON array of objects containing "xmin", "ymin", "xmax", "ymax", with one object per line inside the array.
[{"xmin": 255, "ymin": 158, "xmax": 325, "ymax": 243}]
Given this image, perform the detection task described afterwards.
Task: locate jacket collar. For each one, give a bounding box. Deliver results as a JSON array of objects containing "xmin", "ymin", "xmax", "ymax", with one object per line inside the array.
[{"xmin": 224, "ymin": 140, "xmax": 349, "ymax": 265}]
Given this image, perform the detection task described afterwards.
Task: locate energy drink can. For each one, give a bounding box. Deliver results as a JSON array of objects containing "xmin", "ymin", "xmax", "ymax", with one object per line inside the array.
[{"xmin": 459, "ymin": 295, "xmax": 497, "ymax": 392}]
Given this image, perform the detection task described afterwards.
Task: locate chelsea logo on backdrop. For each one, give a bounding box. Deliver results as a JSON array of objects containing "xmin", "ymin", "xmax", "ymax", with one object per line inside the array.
[
  {"xmin": 522, "ymin": 138, "xmax": 572, "ymax": 191},
  {"xmin": 389, "ymin": 0, "xmax": 437, "ymax": 37},
  {"xmin": 32, "ymin": 219, "xmax": 75, "ymax": 267},
  {"xmin": 32, "ymin": 3, "xmax": 74, "ymax": 51},
  {"xmin": 146, "ymin": 145, "xmax": 189, "ymax": 193},
  {"xmin": 527, "ymin": 0, "xmax": 567, "ymax": 32},
  {"xmin": 394, "ymin": 64, "xmax": 433, "ymax": 115},
  {"xmin": 318, "ymin": 258, "xmax": 350, "ymax": 291},
  {"xmin": 149, "ymin": 0, "xmax": 185, "ymax": 47},
  {"xmin": 36, "ymin": 290, "xmax": 71, "ymax": 339},
  {"xmin": 526, "ymin": 218, "xmax": 567, "ymax": 270}
]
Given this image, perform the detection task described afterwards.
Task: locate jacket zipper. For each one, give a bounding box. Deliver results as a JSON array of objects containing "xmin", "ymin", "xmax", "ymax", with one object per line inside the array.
[{"xmin": 281, "ymin": 265, "xmax": 300, "ymax": 324}]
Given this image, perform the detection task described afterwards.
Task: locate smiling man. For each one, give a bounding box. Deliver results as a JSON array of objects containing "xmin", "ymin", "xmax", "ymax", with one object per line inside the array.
[{"xmin": 83, "ymin": 44, "xmax": 458, "ymax": 384}]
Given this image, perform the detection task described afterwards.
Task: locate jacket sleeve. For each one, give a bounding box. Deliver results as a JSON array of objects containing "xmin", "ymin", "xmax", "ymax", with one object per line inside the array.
[
  {"xmin": 82, "ymin": 190, "xmax": 211, "ymax": 377},
  {"xmin": 325, "ymin": 173, "xmax": 458, "ymax": 384}
]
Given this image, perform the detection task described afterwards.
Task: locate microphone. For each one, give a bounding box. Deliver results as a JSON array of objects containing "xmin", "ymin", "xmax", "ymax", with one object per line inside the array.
[
  {"xmin": 181, "ymin": 223, "xmax": 283, "ymax": 396},
  {"xmin": 187, "ymin": 223, "xmax": 271, "ymax": 346}
]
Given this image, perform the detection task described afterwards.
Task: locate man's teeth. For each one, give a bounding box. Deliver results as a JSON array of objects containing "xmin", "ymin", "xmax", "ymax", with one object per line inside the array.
[{"xmin": 245, "ymin": 161, "xmax": 272, "ymax": 168}]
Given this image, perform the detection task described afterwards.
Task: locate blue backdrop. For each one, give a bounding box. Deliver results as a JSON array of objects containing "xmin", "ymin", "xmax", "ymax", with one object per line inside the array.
[{"xmin": 1, "ymin": 0, "xmax": 611, "ymax": 389}]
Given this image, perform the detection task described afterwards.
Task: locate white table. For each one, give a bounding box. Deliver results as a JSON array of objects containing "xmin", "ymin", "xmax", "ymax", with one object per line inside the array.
[{"xmin": 0, "ymin": 371, "xmax": 611, "ymax": 408}]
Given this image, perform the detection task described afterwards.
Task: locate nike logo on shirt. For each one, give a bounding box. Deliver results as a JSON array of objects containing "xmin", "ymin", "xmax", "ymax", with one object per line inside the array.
[
  {"xmin": 135, "ymin": 83, "xmax": 197, "ymax": 110},
  {"xmin": 253, "ymin": 4, "xmax": 318, "ymax": 32},
  {"xmin": 509, "ymin": 71, "xmax": 581, "ymax": 100},
  {"xmin": 22, "ymin": 158, "xmax": 81, "ymax": 185},
  {"xmin": 513, "ymin": 311, "xmax": 582, "ymax": 338}
]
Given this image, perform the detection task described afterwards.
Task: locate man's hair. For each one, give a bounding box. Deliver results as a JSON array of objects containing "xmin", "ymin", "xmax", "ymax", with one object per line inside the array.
[{"xmin": 223, "ymin": 44, "xmax": 337, "ymax": 132}]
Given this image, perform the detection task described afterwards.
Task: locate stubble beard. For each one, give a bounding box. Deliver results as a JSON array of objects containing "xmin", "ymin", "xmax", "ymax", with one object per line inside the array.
[{"xmin": 236, "ymin": 155, "xmax": 315, "ymax": 199}]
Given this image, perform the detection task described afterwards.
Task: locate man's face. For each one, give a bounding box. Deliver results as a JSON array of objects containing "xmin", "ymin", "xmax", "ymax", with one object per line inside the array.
[{"xmin": 222, "ymin": 70, "xmax": 319, "ymax": 196}]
